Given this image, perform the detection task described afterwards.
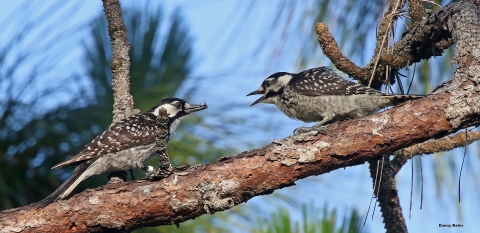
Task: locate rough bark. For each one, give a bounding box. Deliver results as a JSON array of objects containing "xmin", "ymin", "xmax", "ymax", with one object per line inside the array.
[
  {"xmin": 1, "ymin": 77, "xmax": 479, "ymax": 232},
  {"xmin": 0, "ymin": 1, "xmax": 479, "ymax": 233},
  {"xmin": 317, "ymin": 0, "xmax": 457, "ymax": 88},
  {"xmin": 392, "ymin": 131, "xmax": 480, "ymax": 172},
  {"xmin": 102, "ymin": 0, "xmax": 134, "ymax": 123},
  {"xmin": 318, "ymin": 2, "xmax": 479, "ymax": 232},
  {"xmin": 366, "ymin": 1, "xmax": 415, "ymax": 231},
  {"xmin": 102, "ymin": 0, "xmax": 135, "ymax": 183}
]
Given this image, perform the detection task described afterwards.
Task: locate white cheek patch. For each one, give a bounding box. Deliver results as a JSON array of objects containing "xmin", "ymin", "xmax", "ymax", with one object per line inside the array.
[
  {"xmin": 155, "ymin": 104, "xmax": 180, "ymax": 117},
  {"xmin": 267, "ymin": 74, "xmax": 292, "ymax": 92},
  {"xmin": 277, "ymin": 74, "xmax": 293, "ymax": 86}
]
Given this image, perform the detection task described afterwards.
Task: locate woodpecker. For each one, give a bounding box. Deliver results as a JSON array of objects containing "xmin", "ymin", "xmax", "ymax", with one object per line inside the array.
[
  {"xmin": 247, "ymin": 67, "xmax": 424, "ymax": 134},
  {"xmin": 32, "ymin": 98, "xmax": 207, "ymax": 208}
]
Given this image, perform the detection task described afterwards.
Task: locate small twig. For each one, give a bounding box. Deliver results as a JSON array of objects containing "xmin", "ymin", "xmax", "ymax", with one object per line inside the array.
[
  {"xmin": 458, "ymin": 128, "xmax": 468, "ymax": 203},
  {"xmin": 368, "ymin": 0, "xmax": 405, "ymax": 87},
  {"xmin": 409, "ymin": 147, "xmax": 413, "ymax": 219},
  {"xmin": 315, "ymin": 23, "xmax": 365, "ymax": 80},
  {"xmin": 421, "ymin": 0, "xmax": 441, "ymax": 8},
  {"xmin": 408, "ymin": 0, "xmax": 424, "ymax": 28},
  {"xmin": 368, "ymin": 157, "xmax": 408, "ymax": 232},
  {"xmin": 406, "ymin": 63, "xmax": 416, "ymax": 94},
  {"xmin": 364, "ymin": 158, "xmax": 381, "ymax": 226},
  {"xmin": 391, "ymin": 131, "xmax": 480, "ymax": 174},
  {"xmin": 418, "ymin": 145, "xmax": 423, "ymax": 209},
  {"xmin": 371, "ymin": 157, "xmax": 385, "ymax": 220}
]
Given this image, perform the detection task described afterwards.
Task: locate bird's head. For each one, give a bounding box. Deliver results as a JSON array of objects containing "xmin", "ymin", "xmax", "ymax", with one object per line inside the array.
[
  {"xmin": 247, "ymin": 72, "xmax": 293, "ymax": 106},
  {"xmin": 150, "ymin": 97, "xmax": 208, "ymax": 121}
]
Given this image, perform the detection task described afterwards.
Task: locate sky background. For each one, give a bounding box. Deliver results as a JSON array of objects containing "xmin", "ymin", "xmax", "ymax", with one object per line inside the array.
[{"xmin": 0, "ymin": 1, "xmax": 478, "ymax": 232}]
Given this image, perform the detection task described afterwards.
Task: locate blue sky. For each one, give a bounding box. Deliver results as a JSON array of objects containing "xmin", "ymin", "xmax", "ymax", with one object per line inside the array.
[{"xmin": 0, "ymin": 1, "xmax": 478, "ymax": 232}]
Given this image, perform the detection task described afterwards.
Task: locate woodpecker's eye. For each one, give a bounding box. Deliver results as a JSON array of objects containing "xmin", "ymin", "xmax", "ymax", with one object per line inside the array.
[{"xmin": 172, "ymin": 101, "xmax": 182, "ymax": 109}]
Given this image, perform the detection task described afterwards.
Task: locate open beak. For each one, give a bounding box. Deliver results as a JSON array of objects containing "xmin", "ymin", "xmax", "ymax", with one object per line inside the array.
[
  {"xmin": 247, "ymin": 88, "xmax": 266, "ymax": 106},
  {"xmin": 247, "ymin": 89, "xmax": 265, "ymax": 96},
  {"xmin": 185, "ymin": 102, "xmax": 208, "ymax": 114}
]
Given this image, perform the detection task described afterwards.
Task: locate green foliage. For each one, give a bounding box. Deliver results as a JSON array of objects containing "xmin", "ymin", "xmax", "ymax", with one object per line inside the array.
[
  {"xmin": 134, "ymin": 213, "xmax": 232, "ymax": 233},
  {"xmin": 0, "ymin": 2, "xmax": 228, "ymax": 210},
  {"xmin": 251, "ymin": 205, "xmax": 365, "ymax": 233},
  {"xmin": 0, "ymin": 1, "xmax": 106, "ymax": 209}
]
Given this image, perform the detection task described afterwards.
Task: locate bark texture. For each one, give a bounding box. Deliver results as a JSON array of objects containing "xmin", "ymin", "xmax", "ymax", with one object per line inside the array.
[
  {"xmin": 102, "ymin": 0, "xmax": 134, "ymax": 123},
  {"xmin": 317, "ymin": 2, "xmax": 480, "ymax": 232},
  {"xmin": 0, "ymin": 1, "xmax": 479, "ymax": 233},
  {"xmin": 102, "ymin": 0, "xmax": 135, "ymax": 183},
  {"xmin": 1, "ymin": 82, "xmax": 479, "ymax": 232}
]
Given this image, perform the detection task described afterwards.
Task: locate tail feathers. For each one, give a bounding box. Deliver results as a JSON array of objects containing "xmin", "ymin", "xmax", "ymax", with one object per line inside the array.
[
  {"xmin": 29, "ymin": 160, "xmax": 93, "ymax": 209},
  {"xmin": 388, "ymin": 94, "xmax": 425, "ymax": 106}
]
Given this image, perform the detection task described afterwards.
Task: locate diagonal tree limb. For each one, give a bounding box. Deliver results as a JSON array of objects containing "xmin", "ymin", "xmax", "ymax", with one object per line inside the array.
[
  {"xmin": 391, "ymin": 131, "xmax": 480, "ymax": 173},
  {"xmin": 0, "ymin": 2, "xmax": 479, "ymax": 233},
  {"xmin": 1, "ymin": 70, "xmax": 479, "ymax": 231}
]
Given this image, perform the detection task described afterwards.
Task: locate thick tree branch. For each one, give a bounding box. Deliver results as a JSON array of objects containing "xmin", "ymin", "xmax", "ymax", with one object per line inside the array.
[
  {"xmin": 2, "ymin": 72, "xmax": 479, "ymax": 231},
  {"xmin": 102, "ymin": 0, "xmax": 135, "ymax": 183},
  {"xmin": 317, "ymin": 1, "xmax": 458, "ymax": 88},
  {"xmin": 0, "ymin": 2, "xmax": 479, "ymax": 232},
  {"xmin": 392, "ymin": 131, "xmax": 480, "ymax": 172},
  {"xmin": 358, "ymin": 1, "xmax": 410, "ymax": 229},
  {"xmin": 373, "ymin": 2, "xmax": 457, "ymax": 72},
  {"xmin": 102, "ymin": 0, "xmax": 134, "ymax": 123},
  {"xmin": 318, "ymin": 3, "xmax": 474, "ymax": 232},
  {"xmin": 370, "ymin": 131, "xmax": 480, "ymax": 232},
  {"xmin": 369, "ymin": 157, "xmax": 407, "ymax": 233}
]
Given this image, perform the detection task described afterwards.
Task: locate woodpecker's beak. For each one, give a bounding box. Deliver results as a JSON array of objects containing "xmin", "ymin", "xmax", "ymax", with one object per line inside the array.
[
  {"xmin": 247, "ymin": 89, "xmax": 265, "ymax": 96},
  {"xmin": 250, "ymin": 96, "xmax": 266, "ymax": 106},
  {"xmin": 247, "ymin": 87, "xmax": 266, "ymax": 106},
  {"xmin": 184, "ymin": 102, "xmax": 208, "ymax": 114}
]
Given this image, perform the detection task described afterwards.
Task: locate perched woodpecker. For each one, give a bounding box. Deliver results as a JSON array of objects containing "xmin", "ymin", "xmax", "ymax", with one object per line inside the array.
[
  {"xmin": 32, "ymin": 98, "xmax": 207, "ymax": 208},
  {"xmin": 247, "ymin": 67, "xmax": 424, "ymax": 134}
]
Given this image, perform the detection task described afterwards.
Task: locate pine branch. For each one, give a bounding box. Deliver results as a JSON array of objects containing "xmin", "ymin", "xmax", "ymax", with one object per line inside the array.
[{"xmin": 0, "ymin": 2, "xmax": 478, "ymax": 232}]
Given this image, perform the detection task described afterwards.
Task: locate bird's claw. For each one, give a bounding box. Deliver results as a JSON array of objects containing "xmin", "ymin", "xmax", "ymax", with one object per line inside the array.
[
  {"xmin": 145, "ymin": 166, "xmax": 173, "ymax": 180},
  {"xmin": 293, "ymin": 125, "xmax": 327, "ymax": 135},
  {"xmin": 144, "ymin": 166, "xmax": 156, "ymax": 178}
]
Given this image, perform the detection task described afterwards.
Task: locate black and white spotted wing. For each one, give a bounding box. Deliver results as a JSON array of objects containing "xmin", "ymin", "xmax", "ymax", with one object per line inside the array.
[
  {"xmin": 52, "ymin": 113, "xmax": 158, "ymax": 169},
  {"xmin": 290, "ymin": 67, "xmax": 381, "ymax": 96}
]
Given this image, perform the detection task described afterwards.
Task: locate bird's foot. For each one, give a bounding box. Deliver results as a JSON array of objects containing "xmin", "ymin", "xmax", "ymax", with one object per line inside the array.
[
  {"xmin": 293, "ymin": 125, "xmax": 327, "ymax": 135},
  {"xmin": 144, "ymin": 166, "xmax": 156, "ymax": 178},
  {"xmin": 145, "ymin": 165, "xmax": 173, "ymax": 180}
]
